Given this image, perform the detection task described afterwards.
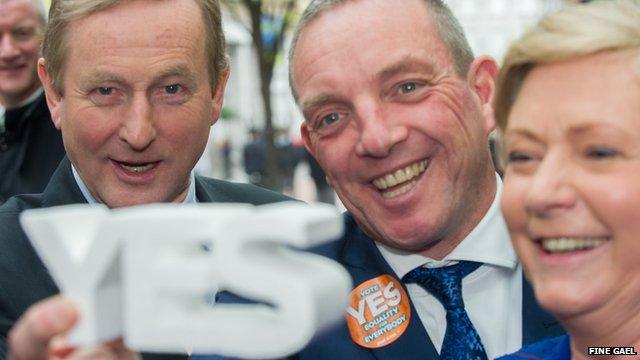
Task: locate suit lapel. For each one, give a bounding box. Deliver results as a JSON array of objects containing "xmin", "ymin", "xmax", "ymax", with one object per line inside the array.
[
  {"xmin": 194, "ymin": 176, "xmax": 216, "ymax": 202},
  {"xmin": 41, "ymin": 157, "xmax": 88, "ymax": 208},
  {"xmin": 339, "ymin": 213, "xmax": 439, "ymax": 360}
]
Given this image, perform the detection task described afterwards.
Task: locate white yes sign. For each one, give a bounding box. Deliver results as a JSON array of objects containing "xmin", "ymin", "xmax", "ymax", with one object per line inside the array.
[{"xmin": 20, "ymin": 202, "xmax": 351, "ymax": 359}]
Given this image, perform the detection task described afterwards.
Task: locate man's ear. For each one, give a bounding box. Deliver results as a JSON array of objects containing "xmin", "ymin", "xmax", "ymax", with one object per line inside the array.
[
  {"xmin": 210, "ymin": 67, "xmax": 230, "ymax": 126},
  {"xmin": 467, "ymin": 56, "xmax": 499, "ymax": 135},
  {"xmin": 37, "ymin": 58, "xmax": 63, "ymax": 130},
  {"xmin": 300, "ymin": 121, "xmax": 332, "ymax": 186},
  {"xmin": 300, "ymin": 121, "xmax": 313, "ymax": 154}
]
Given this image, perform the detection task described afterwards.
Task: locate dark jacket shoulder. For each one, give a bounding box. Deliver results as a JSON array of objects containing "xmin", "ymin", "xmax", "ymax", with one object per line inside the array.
[
  {"xmin": 195, "ymin": 176, "xmax": 293, "ymax": 205},
  {"xmin": 0, "ymin": 193, "xmax": 58, "ymax": 352}
]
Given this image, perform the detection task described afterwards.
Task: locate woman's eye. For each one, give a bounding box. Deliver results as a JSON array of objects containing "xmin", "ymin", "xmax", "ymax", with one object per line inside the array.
[
  {"xmin": 165, "ymin": 84, "xmax": 182, "ymax": 94},
  {"xmin": 507, "ymin": 151, "xmax": 533, "ymax": 163},
  {"xmin": 587, "ymin": 147, "xmax": 617, "ymax": 159}
]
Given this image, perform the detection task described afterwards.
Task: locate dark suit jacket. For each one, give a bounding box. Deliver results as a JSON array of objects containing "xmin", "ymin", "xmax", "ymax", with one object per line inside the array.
[
  {"xmin": 197, "ymin": 211, "xmax": 564, "ymax": 360},
  {"xmin": 0, "ymin": 93, "xmax": 65, "ymax": 203},
  {"xmin": 0, "ymin": 157, "xmax": 291, "ymax": 359}
]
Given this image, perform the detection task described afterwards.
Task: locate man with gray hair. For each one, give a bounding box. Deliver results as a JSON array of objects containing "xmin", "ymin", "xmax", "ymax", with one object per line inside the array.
[
  {"xmin": 0, "ymin": 0, "xmax": 289, "ymax": 358},
  {"xmin": 0, "ymin": 0, "xmax": 65, "ymax": 203},
  {"xmin": 286, "ymin": 0, "xmax": 563, "ymax": 358}
]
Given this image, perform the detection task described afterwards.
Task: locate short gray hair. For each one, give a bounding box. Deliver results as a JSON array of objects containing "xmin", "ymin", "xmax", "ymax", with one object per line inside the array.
[
  {"xmin": 288, "ymin": 0, "xmax": 474, "ymax": 100},
  {"xmin": 0, "ymin": 0, "xmax": 47, "ymax": 23},
  {"xmin": 42, "ymin": 0, "xmax": 227, "ymax": 94}
]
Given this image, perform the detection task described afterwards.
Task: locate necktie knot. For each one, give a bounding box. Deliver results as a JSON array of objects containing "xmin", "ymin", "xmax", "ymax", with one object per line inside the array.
[{"xmin": 403, "ymin": 261, "xmax": 481, "ymax": 310}]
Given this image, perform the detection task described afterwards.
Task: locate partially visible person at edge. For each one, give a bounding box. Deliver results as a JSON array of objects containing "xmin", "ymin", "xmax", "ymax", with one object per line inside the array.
[
  {"xmin": 0, "ymin": 0, "xmax": 65, "ymax": 204},
  {"xmin": 0, "ymin": 0, "xmax": 290, "ymax": 358},
  {"xmin": 196, "ymin": 0, "xmax": 563, "ymax": 359},
  {"xmin": 496, "ymin": 0, "xmax": 640, "ymax": 359}
]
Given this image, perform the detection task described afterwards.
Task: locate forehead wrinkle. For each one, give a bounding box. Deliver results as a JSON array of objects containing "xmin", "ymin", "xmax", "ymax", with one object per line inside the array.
[{"xmin": 376, "ymin": 55, "xmax": 437, "ymax": 83}]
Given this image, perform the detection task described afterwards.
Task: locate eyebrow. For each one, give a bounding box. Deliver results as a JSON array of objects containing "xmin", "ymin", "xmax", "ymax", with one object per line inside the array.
[
  {"xmin": 376, "ymin": 56, "xmax": 437, "ymax": 83},
  {"xmin": 78, "ymin": 64, "xmax": 198, "ymax": 90},
  {"xmin": 79, "ymin": 71, "xmax": 128, "ymax": 89},
  {"xmin": 566, "ymin": 123, "xmax": 610, "ymax": 136},
  {"xmin": 300, "ymin": 93, "xmax": 343, "ymax": 121},
  {"xmin": 504, "ymin": 127, "xmax": 543, "ymax": 143},
  {"xmin": 155, "ymin": 64, "xmax": 198, "ymax": 85}
]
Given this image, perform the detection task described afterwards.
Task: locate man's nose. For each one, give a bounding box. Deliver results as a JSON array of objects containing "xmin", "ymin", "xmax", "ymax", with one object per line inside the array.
[
  {"xmin": 118, "ymin": 95, "xmax": 157, "ymax": 151},
  {"xmin": 354, "ymin": 101, "xmax": 408, "ymax": 158},
  {"xmin": 525, "ymin": 153, "xmax": 577, "ymax": 217},
  {"xmin": 0, "ymin": 35, "xmax": 21, "ymax": 60}
]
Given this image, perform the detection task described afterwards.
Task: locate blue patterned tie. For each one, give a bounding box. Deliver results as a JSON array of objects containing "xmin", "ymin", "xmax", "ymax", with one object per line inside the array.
[{"xmin": 403, "ymin": 261, "xmax": 488, "ymax": 360}]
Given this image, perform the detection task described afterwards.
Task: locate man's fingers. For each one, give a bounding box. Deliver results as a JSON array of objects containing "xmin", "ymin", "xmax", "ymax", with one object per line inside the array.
[
  {"xmin": 49, "ymin": 335, "xmax": 76, "ymax": 359},
  {"xmin": 8, "ymin": 296, "xmax": 78, "ymax": 360},
  {"xmin": 68, "ymin": 338, "xmax": 139, "ymax": 360}
]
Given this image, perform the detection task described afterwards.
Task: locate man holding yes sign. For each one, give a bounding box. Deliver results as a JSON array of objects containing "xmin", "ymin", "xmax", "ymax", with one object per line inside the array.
[{"xmin": 0, "ymin": 0, "xmax": 351, "ymax": 358}]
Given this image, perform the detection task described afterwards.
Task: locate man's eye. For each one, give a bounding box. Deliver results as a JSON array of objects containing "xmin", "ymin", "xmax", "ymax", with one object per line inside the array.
[
  {"xmin": 319, "ymin": 113, "xmax": 340, "ymax": 127},
  {"xmin": 12, "ymin": 28, "xmax": 36, "ymax": 41},
  {"xmin": 165, "ymin": 84, "xmax": 182, "ymax": 94},
  {"xmin": 89, "ymin": 86, "xmax": 123, "ymax": 106},
  {"xmin": 399, "ymin": 82, "xmax": 418, "ymax": 94},
  {"xmin": 98, "ymin": 87, "xmax": 114, "ymax": 96}
]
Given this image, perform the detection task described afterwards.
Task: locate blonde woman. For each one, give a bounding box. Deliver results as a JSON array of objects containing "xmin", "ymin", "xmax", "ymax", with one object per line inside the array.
[{"xmin": 495, "ymin": 0, "xmax": 640, "ymax": 359}]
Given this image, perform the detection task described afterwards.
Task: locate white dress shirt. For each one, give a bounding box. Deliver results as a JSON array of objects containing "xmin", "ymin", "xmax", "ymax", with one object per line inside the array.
[
  {"xmin": 376, "ymin": 174, "xmax": 522, "ymax": 359},
  {"xmin": 72, "ymin": 164, "xmax": 198, "ymax": 204}
]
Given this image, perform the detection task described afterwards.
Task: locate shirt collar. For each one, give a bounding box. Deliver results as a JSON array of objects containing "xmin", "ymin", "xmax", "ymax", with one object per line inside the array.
[
  {"xmin": 0, "ymin": 87, "xmax": 43, "ymax": 113},
  {"xmin": 71, "ymin": 164, "xmax": 197, "ymax": 205},
  {"xmin": 376, "ymin": 173, "xmax": 516, "ymax": 278}
]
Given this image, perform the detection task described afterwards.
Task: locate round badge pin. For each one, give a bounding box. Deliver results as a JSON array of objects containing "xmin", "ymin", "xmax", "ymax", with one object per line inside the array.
[{"xmin": 345, "ymin": 274, "xmax": 411, "ymax": 348}]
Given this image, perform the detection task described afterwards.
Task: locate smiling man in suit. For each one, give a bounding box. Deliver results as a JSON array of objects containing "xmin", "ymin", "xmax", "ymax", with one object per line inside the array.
[
  {"xmin": 0, "ymin": 0, "xmax": 65, "ymax": 203},
  {"xmin": 286, "ymin": 0, "xmax": 564, "ymax": 358},
  {"xmin": 0, "ymin": 0, "xmax": 289, "ymax": 358}
]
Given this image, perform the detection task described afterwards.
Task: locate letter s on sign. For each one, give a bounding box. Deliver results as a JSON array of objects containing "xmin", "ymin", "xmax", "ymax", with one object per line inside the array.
[{"xmin": 384, "ymin": 281, "xmax": 401, "ymax": 307}]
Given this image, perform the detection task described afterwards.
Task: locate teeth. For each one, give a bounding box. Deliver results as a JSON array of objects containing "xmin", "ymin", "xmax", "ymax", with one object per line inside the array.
[
  {"xmin": 120, "ymin": 163, "xmax": 154, "ymax": 173},
  {"xmin": 541, "ymin": 237, "xmax": 608, "ymax": 253},
  {"xmin": 382, "ymin": 182, "xmax": 415, "ymax": 198},
  {"xmin": 373, "ymin": 160, "xmax": 428, "ymax": 191}
]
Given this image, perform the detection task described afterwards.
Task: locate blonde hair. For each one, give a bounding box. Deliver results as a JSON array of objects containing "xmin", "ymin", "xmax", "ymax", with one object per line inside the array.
[
  {"xmin": 495, "ymin": 0, "xmax": 640, "ymax": 132},
  {"xmin": 42, "ymin": 0, "xmax": 228, "ymax": 94}
]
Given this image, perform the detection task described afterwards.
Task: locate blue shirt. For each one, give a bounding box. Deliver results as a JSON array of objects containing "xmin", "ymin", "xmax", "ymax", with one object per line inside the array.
[{"xmin": 497, "ymin": 335, "xmax": 570, "ymax": 360}]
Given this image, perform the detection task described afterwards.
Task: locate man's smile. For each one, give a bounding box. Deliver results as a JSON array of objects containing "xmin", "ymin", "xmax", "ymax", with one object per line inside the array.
[{"xmin": 372, "ymin": 159, "xmax": 428, "ymax": 198}]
